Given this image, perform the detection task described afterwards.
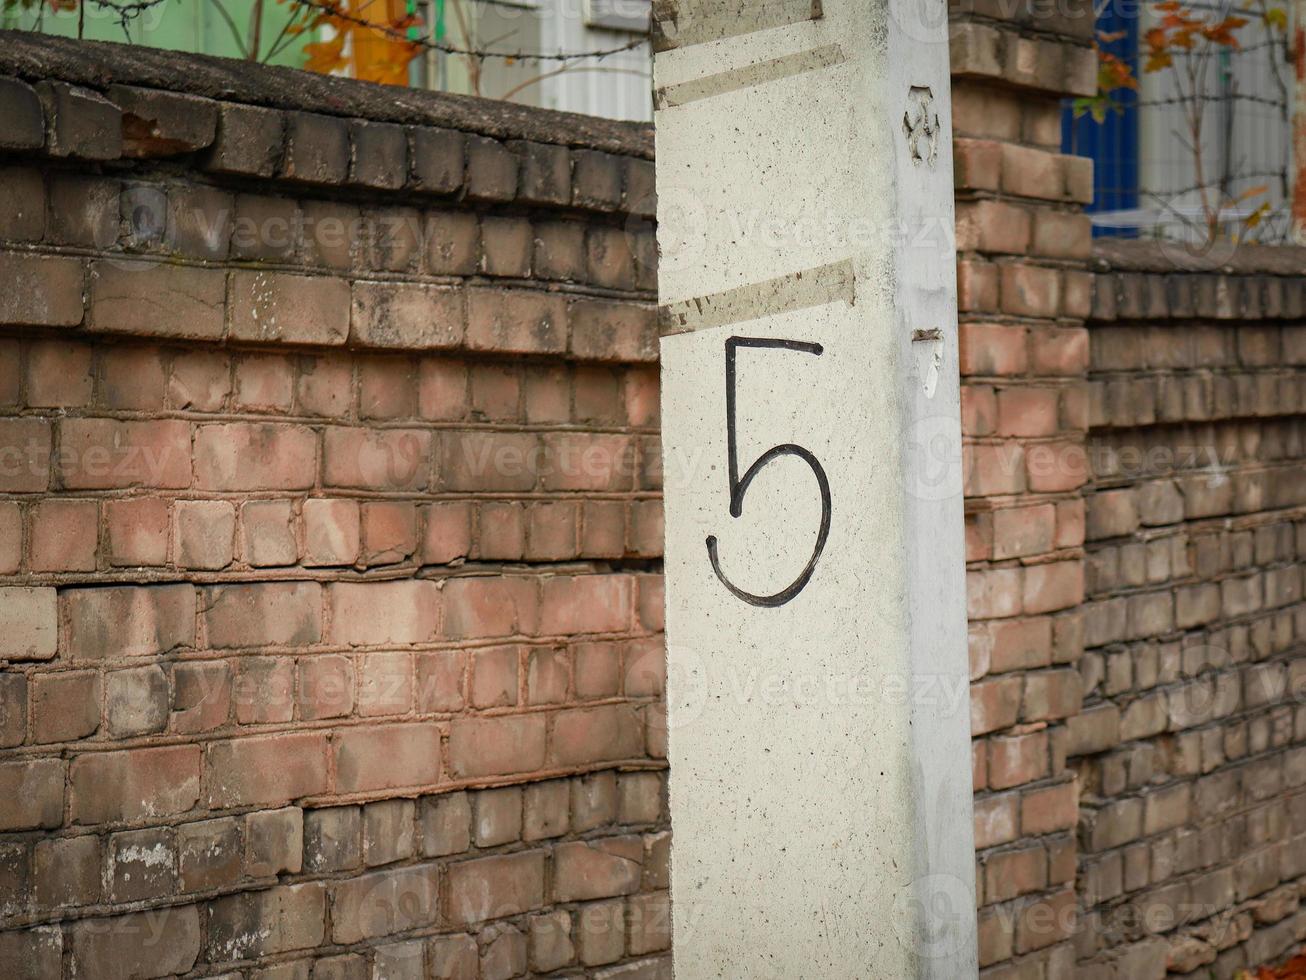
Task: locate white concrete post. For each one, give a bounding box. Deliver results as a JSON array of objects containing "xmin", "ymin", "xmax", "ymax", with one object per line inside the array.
[{"xmin": 653, "ymin": 0, "xmax": 977, "ymax": 975}]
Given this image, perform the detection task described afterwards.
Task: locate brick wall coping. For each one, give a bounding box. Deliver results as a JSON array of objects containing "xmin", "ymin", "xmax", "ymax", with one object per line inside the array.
[
  {"xmin": 0, "ymin": 30, "xmax": 653, "ymax": 158},
  {"xmin": 1092, "ymin": 237, "xmax": 1306, "ymax": 276},
  {"xmin": 1090, "ymin": 240, "xmax": 1306, "ymax": 322}
]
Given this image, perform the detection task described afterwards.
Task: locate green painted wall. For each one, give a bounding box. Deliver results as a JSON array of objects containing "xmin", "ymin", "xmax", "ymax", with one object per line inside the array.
[{"xmin": 2, "ymin": 0, "xmax": 312, "ymax": 68}]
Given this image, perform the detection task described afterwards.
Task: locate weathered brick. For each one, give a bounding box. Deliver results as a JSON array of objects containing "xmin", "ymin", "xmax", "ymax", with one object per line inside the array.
[
  {"xmin": 466, "ymin": 288, "xmax": 567, "ymax": 354},
  {"xmin": 205, "ymin": 733, "xmax": 329, "ymax": 808},
  {"xmin": 334, "ymin": 723, "xmax": 442, "ymax": 793},
  {"xmin": 323, "ymin": 427, "xmax": 432, "ymax": 491},
  {"xmin": 72, "ymin": 906, "xmax": 201, "ymax": 980},
  {"xmin": 0, "ymin": 252, "xmax": 84, "ymax": 327},
  {"xmin": 303, "ymin": 805, "xmax": 361, "ymax": 873},
  {"xmin": 550, "ymin": 704, "xmax": 645, "ymax": 766},
  {"xmin": 449, "ymin": 714, "xmax": 548, "ymax": 779},
  {"xmin": 466, "ymin": 136, "xmax": 518, "ymax": 201},
  {"xmin": 175, "ymin": 499, "xmax": 236, "ymax": 570},
  {"xmin": 108, "ymin": 826, "xmax": 176, "ymax": 902},
  {"xmin": 106, "ymin": 664, "xmax": 169, "ymax": 737},
  {"xmin": 70, "ymin": 745, "xmax": 199, "ymax": 824},
  {"xmin": 419, "ymin": 791, "xmax": 470, "ymax": 858},
  {"xmin": 58, "ymin": 417, "xmax": 191, "ymax": 489},
  {"xmin": 350, "ymin": 119, "xmax": 407, "ymax": 189},
  {"xmin": 38, "ymin": 81, "xmax": 121, "ymax": 159},
  {"xmin": 553, "ymin": 837, "xmax": 642, "ymax": 902},
  {"xmin": 202, "ymin": 581, "xmax": 322, "ymax": 649},
  {"xmin": 352, "ymin": 279, "xmax": 464, "ymax": 350},
  {"xmin": 88, "ymin": 261, "xmax": 224, "ymax": 339},
  {"xmin": 326, "ymin": 580, "xmax": 441, "ymax": 645},
  {"xmin": 245, "ymin": 806, "xmax": 303, "ymax": 878},
  {"xmin": 0, "ymin": 586, "xmax": 57, "ymax": 660},
  {"xmin": 179, "ymin": 817, "xmax": 242, "ymax": 891},
  {"xmin": 332, "ymin": 865, "xmax": 440, "ymax": 943},
  {"xmin": 410, "ymin": 127, "xmax": 465, "ymax": 193},
  {"xmin": 110, "ymin": 84, "xmax": 217, "ymax": 156},
  {"xmin": 34, "ymin": 835, "xmax": 100, "ymax": 910},
  {"xmin": 0, "ymin": 758, "xmax": 64, "ymax": 831},
  {"xmin": 228, "ymin": 270, "xmax": 350, "ymax": 345},
  {"xmin": 204, "ymin": 882, "xmax": 326, "ymax": 961},
  {"xmin": 447, "ymin": 851, "xmax": 545, "ymax": 924}
]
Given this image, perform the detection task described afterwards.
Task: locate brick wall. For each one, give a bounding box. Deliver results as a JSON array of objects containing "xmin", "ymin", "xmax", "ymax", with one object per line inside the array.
[
  {"xmin": 3, "ymin": 18, "xmax": 1306, "ymax": 980},
  {"xmin": 0, "ymin": 32, "xmax": 668, "ymax": 980},
  {"xmin": 1072, "ymin": 244, "xmax": 1306, "ymax": 978},
  {"xmin": 950, "ymin": 0, "xmax": 1098, "ymax": 976}
]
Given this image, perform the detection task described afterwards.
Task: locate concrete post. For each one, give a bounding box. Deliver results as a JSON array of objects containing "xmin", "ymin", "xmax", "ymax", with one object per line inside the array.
[{"xmin": 653, "ymin": 0, "xmax": 977, "ymax": 974}]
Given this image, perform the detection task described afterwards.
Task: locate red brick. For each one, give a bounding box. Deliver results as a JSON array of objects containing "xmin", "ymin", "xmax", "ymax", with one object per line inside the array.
[
  {"xmin": 971, "ymin": 675, "xmax": 1022, "ymax": 735},
  {"xmin": 986, "ymin": 617, "xmax": 1053, "ymax": 673},
  {"xmin": 440, "ymin": 430, "xmax": 539, "ymax": 493},
  {"xmin": 1000, "ymin": 264, "xmax": 1061, "ymax": 317},
  {"xmin": 539, "ymin": 574, "xmax": 633, "ymax": 636},
  {"xmin": 358, "ymin": 357, "xmax": 416, "ymax": 420},
  {"xmin": 58, "ymin": 418, "xmax": 190, "ymax": 489},
  {"xmin": 1023, "ymin": 560, "xmax": 1083, "ymax": 614},
  {"xmin": 0, "ymin": 417, "xmax": 52, "ymax": 492},
  {"xmin": 26, "ymin": 339, "xmax": 93, "ymax": 408},
  {"xmin": 175, "ymin": 499, "xmax": 235, "ymax": 570},
  {"xmin": 442, "ymin": 576, "xmax": 539, "ymax": 639},
  {"xmin": 956, "ymin": 200, "xmax": 1030, "ymax": 255},
  {"xmin": 527, "ymin": 646, "xmax": 569, "ymax": 705},
  {"xmin": 475, "ymin": 502, "xmax": 525, "ymax": 560},
  {"xmin": 357, "ymin": 650, "xmax": 412, "ymax": 717},
  {"xmin": 984, "ymin": 846, "xmax": 1046, "ymax": 903},
  {"xmin": 471, "ymin": 645, "xmax": 520, "ymax": 708},
  {"xmin": 992, "ymin": 503, "xmax": 1055, "ymax": 561},
  {"xmin": 361, "ymin": 501, "xmax": 418, "ymax": 565},
  {"xmin": 447, "ymin": 851, "xmax": 546, "ymax": 924},
  {"xmin": 1023, "ymin": 668, "xmax": 1083, "ymax": 721},
  {"xmin": 34, "ymin": 834, "xmax": 101, "ymax": 909},
  {"xmin": 960, "ymin": 323, "xmax": 1027, "ymax": 377},
  {"xmin": 417, "ymin": 358, "xmax": 468, "ymax": 421},
  {"xmin": 466, "ymin": 288, "xmax": 567, "ymax": 354},
  {"xmin": 327, "ymin": 580, "xmax": 441, "ymax": 646},
  {"xmin": 205, "ymin": 733, "xmax": 329, "ymax": 808},
  {"xmin": 415, "ymin": 649, "xmax": 465, "ymax": 713},
  {"xmin": 201, "ymin": 582, "xmax": 322, "ymax": 650},
  {"xmin": 351, "ymin": 281, "xmax": 465, "ymax": 349},
  {"xmin": 331, "ymin": 865, "xmax": 440, "ymax": 944},
  {"xmin": 297, "ymin": 654, "xmax": 354, "ymax": 721},
  {"xmin": 89, "ymin": 261, "xmax": 224, "ymax": 339},
  {"xmin": 957, "ymin": 259, "xmax": 999, "ymax": 312},
  {"xmin": 422, "ymin": 501, "xmax": 472, "ymax": 565},
  {"xmin": 988, "ymin": 731, "xmax": 1049, "ymax": 789},
  {"xmin": 568, "ymin": 300, "xmax": 657, "ymax": 362},
  {"xmin": 71, "ymin": 906, "xmax": 201, "ymax": 980},
  {"xmin": 0, "ymin": 586, "xmax": 57, "ymax": 660},
  {"xmin": 964, "ymin": 442, "xmax": 1025, "ymax": 497},
  {"xmin": 954, "ymin": 137, "xmax": 1002, "ymax": 190},
  {"xmin": 0, "ymin": 758, "xmax": 64, "ymax": 830},
  {"xmin": 302, "ymin": 498, "xmax": 360, "ymax": 566},
  {"xmin": 168, "ymin": 349, "xmax": 230, "ymax": 410},
  {"xmin": 294, "ymin": 357, "xmax": 352, "ymax": 424},
  {"xmin": 240, "ymin": 499, "xmax": 297, "ymax": 567},
  {"xmin": 449, "ymin": 715, "xmax": 548, "ymax": 778},
  {"xmin": 553, "ymin": 837, "xmax": 642, "ymax": 902},
  {"xmin": 996, "ymin": 387, "xmax": 1060, "ymax": 437},
  {"xmin": 233, "ymin": 657, "xmax": 295, "ymax": 725},
  {"xmin": 31, "ymin": 669, "xmax": 101, "ymax": 743},
  {"xmin": 29, "ymin": 498, "xmax": 98, "ymax": 572},
  {"xmin": 423, "ymin": 209, "xmax": 478, "ymax": 274},
  {"xmin": 334, "ymin": 723, "xmax": 442, "ymax": 793},
  {"xmin": 203, "ymin": 882, "xmax": 326, "ymax": 960},
  {"xmin": 70, "ymin": 745, "xmax": 199, "ymax": 823},
  {"xmin": 1024, "ymin": 440, "xmax": 1087, "ymax": 493},
  {"xmin": 324, "ymin": 427, "xmax": 432, "ymax": 491},
  {"xmin": 194, "ymin": 422, "xmax": 317, "ymax": 491},
  {"xmin": 105, "ymin": 664, "xmax": 169, "ymax": 736},
  {"xmin": 1022, "ymin": 780, "xmax": 1079, "ymax": 835},
  {"xmin": 1028, "ymin": 326, "xmax": 1088, "ymax": 376},
  {"xmin": 0, "ymin": 252, "xmax": 85, "ymax": 327},
  {"xmin": 104, "ymin": 497, "xmax": 169, "ymax": 566},
  {"xmin": 172, "ymin": 660, "xmax": 232, "ymax": 733},
  {"xmin": 228, "ymin": 269, "xmax": 349, "ymax": 345},
  {"xmin": 550, "ymin": 704, "xmax": 644, "ymax": 766},
  {"xmin": 540, "ymin": 433, "xmax": 635, "ymax": 492},
  {"xmin": 231, "ymin": 354, "xmax": 294, "ymax": 414},
  {"xmin": 63, "ymin": 583, "xmax": 195, "ymax": 660}
]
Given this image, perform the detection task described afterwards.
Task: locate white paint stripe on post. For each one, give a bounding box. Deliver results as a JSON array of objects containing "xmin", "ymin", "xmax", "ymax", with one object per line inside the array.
[{"xmin": 654, "ymin": 0, "xmax": 977, "ymax": 974}]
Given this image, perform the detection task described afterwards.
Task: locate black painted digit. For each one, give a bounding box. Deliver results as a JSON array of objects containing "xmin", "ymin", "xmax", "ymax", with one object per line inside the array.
[{"xmin": 706, "ymin": 336, "xmax": 832, "ymax": 607}]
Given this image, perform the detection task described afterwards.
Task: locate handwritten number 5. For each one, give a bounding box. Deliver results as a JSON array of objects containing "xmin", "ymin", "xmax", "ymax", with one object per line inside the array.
[{"xmin": 706, "ymin": 337, "xmax": 832, "ymax": 607}]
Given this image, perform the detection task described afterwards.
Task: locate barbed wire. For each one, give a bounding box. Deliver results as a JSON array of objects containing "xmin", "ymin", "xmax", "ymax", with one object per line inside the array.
[{"xmin": 285, "ymin": 0, "xmax": 649, "ymax": 62}]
